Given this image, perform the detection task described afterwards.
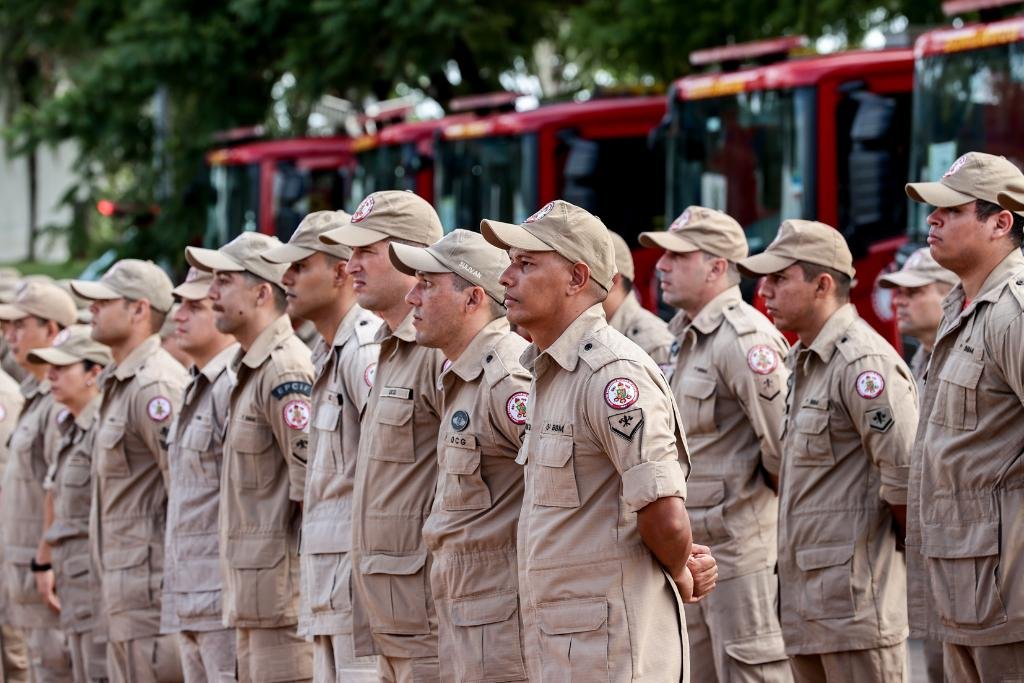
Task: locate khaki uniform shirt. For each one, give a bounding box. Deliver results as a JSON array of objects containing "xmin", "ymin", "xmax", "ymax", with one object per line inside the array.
[
  {"xmin": 909, "ymin": 344, "xmax": 929, "ymax": 386},
  {"xmin": 350, "ymin": 311, "xmax": 445, "ymax": 659},
  {"xmin": 300, "ymin": 305, "xmax": 379, "ymax": 637},
  {"xmin": 3, "ymin": 375, "xmax": 62, "ymax": 629},
  {"xmin": 0, "ymin": 369, "xmax": 24, "ymax": 626},
  {"xmin": 778, "ymin": 304, "xmax": 916, "ymax": 655},
  {"xmin": 220, "ymin": 315, "xmax": 313, "ymax": 629},
  {"xmin": 608, "ymin": 293, "xmax": 675, "ymax": 368},
  {"xmin": 0, "ymin": 341, "xmax": 26, "ymax": 385},
  {"xmin": 668, "ymin": 287, "xmax": 789, "ymax": 580},
  {"xmin": 907, "ymin": 249, "xmax": 1024, "ymax": 647},
  {"xmin": 422, "ymin": 318, "xmax": 530, "ymax": 682},
  {"xmin": 161, "ymin": 342, "xmax": 239, "ymax": 634},
  {"xmin": 518, "ymin": 305, "xmax": 690, "ymax": 682},
  {"xmin": 44, "ymin": 398, "xmax": 104, "ymax": 634},
  {"xmin": 91, "ymin": 334, "xmax": 188, "ymax": 642}
]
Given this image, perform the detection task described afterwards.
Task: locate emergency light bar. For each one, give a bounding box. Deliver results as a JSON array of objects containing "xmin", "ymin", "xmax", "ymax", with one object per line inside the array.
[
  {"xmin": 942, "ymin": 0, "xmax": 1023, "ymax": 15},
  {"xmin": 690, "ymin": 35, "xmax": 808, "ymax": 67}
]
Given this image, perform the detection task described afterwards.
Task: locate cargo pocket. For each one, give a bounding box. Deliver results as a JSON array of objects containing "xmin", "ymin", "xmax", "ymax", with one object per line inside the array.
[
  {"xmin": 96, "ymin": 421, "xmax": 129, "ymax": 478},
  {"xmin": 537, "ymin": 598, "xmax": 609, "ymax": 682},
  {"xmin": 920, "ymin": 500, "xmax": 1006, "ymax": 628},
  {"xmin": 724, "ymin": 631, "xmax": 788, "ymax": 667},
  {"xmin": 103, "ymin": 546, "xmax": 152, "ymax": 614},
  {"xmin": 227, "ymin": 536, "xmax": 289, "ymax": 622},
  {"xmin": 6, "ymin": 547, "xmax": 40, "ymax": 605},
  {"xmin": 61, "ymin": 555, "xmax": 95, "ymax": 622},
  {"xmin": 678, "ymin": 376, "xmax": 718, "ymax": 436},
  {"xmin": 372, "ymin": 398, "xmax": 415, "ymax": 464},
  {"xmin": 61, "ymin": 457, "xmax": 91, "ymax": 487},
  {"xmin": 182, "ymin": 421, "xmax": 218, "ymax": 484},
  {"xmin": 442, "ymin": 433, "xmax": 490, "ymax": 511},
  {"xmin": 449, "ymin": 591, "xmax": 526, "ymax": 682},
  {"xmin": 929, "ymin": 357, "xmax": 983, "ymax": 431},
  {"xmin": 795, "ymin": 543, "xmax": 856, "ymax": 619},
  {"xmin": 685, "ymin": 480, "xmax": 729, "ymax": 544},
  {"xmin": 305, "ymin": 552, "xmax": 352, "ymax": 616},
  {"xmin": 791, "ymin": 407, "xmax": 834, "ymax": 467},
  {"xmin": 533, "ymin": 435, "xmax": 579, "ymax": 508},
  {"xmin": 359, "ymin": 552, "xmax": 430, "ymax": 635},
  {"xmin": 231, "ymin": 421, "xmax": 275, "ymax": 489}
]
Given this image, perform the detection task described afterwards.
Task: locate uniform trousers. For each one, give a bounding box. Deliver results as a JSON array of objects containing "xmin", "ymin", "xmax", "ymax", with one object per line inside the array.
[
  {"xmin": 0, "ymin": 624, "xmax": 28, "ymax": 682},
  {"xmin": 106, "ymin": 635, "xmax": 182, "ymax": 682},
  {"xmin": 177, "ymin": 630, "xmax": 236, "ymax": 683},
  {"xmin": 788, "ymin": 642, "xmax": 905, "ymax": 683},
  {"xmin": 312, "ymin": 634, "xmax": 376, "ymax": 683},
  {"xmin": 922, "ymin": 639, "xmax": 944, "ymax": 683},
  {"xmin": 235, "ymin": 627, "xmax": 311, "ymax": 683},
  {"xmin": 943, "ymin": 641, "xmax": 1024, "ymax": 683},
  {"xmin": 24, "ymin": 626, "xmax": 72, "ymax": 681},
  {"xmin": 376, "ymin": 655, "xmax": 440, "ymax": 683},
  {"xmin": 67, "ymin": 630, "xmax": 107, "ymax": 682}
]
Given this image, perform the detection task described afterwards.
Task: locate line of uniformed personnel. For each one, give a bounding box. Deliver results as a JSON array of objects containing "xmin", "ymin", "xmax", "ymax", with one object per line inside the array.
[{"xmin": 0, "ymin": 149, "xmax": 1019, "ymax": 683}]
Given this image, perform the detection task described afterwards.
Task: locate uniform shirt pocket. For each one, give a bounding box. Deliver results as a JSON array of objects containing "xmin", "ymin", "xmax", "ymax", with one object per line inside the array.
[
  {"xmin": 537, "ymin": 598, "xmax": 610, "ymax": 682},
  {"xmin": 930, "ymin": 358, "xmax": 983, "ymax": 431},
  {"xmin": 96, "ymin": 421, "xmax": 129, "ymax": 478},
  {"xmin": 441, "ymin": 432, "xmax": 490, "ymax": 512},
  {"xmin": 312, "ymin": 400, "xmax": 343, "ymax": 471},
  {"xmin": 102, "ymin": 546, "xmax": 153, "ymax": 614},
  {"xmin": 231, "ymin": 420, "xmax": 275, "ymax": 489},
  {"xmin": 182, "ymin": 421, "xmax": 218, "ymax": 484},
  {"xmin": 678, "ymin": 376, "xmax": 718, "ymax": 437},
  {"xmin": 791, "ymin": 406, "xmax": 834, "ymax": 466},
  {"xmin": 532, "ymin": 433, "xmax": 580, "ymax": 508},
  {"xmin": 372, "ymin": 398, "xmax": 415, "ymax": 463},
  {"xmin": 226, "ymin": 535, "xmax": 290, "ymax": 623},
  {"xmin": 448, "ymin": 591, "xmax": 526, "ymax": 682},
  {"xmin": 794, "ymin": 543, "xmax": 856, "ymax": 620},
  {"xmin": 359, "ymin": 552, "xmax": 431, "ymax": 635}
]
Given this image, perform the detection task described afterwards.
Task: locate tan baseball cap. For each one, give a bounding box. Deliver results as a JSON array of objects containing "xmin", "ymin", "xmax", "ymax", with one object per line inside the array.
[
  {"xmin": 877, "ymin": 247, "xmax": 958, "ymax": 289},
  {"xmin": 389, "ymin": 229, "xmax": 510, "ymax": 305},
  {"xmin": 906, "ymin": 152, "xmax": 1024, "ymax": 208},
  {"xmin": 997, "ymin": 180, "xmax": 1024, "ymax": 211},
  {"xmin": 480, "ymin": 200, "xmax": 617, "ymax": 291},
  {"xmin": 320, "ymin": 191, "xmax": 443, "ymax": 248},
  {"xmin": 71, "ymin": 260, "xmax": 175, "ymax": 313},
  {"xmin": 27, "ymin": 324, "xmax": 112, "ymax": 366},
  {"xmin": 172, "ymin": 268, "xmax": 213, "ymax": 301},
  {"xmin": 185, "ymin": 232, "xmax": 288, "ymax": 287},
  {"xmin": 639, "ymin": 206, "xmax": 749, "ymax": 261},
  {"xmin": 608, "ymin": 231, "xmax": 635, "ymax": 282},
  {"xmin": 0, "ymin": 282, "xmax": 78, "ymax": 327},
  {"xmin": 737, "ymin": 220, "xmax": 855, "ymax": 279},
  {"xmin": 262, "ymin": 210, "xmax": 353, "ymax": 263}
]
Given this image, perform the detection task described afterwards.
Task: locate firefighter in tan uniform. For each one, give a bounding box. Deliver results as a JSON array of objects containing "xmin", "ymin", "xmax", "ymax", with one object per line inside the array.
[
  {"xmin": 71, "ymin": 260, "xmax": 189, "ymax": 681},
  {"xmin": 0, "ymin": 282, "xmax": 78, "ymax": 681},
  {"xmin": 31, "ymin": 326, "xmax": 111, "ymax": 682},
  {"xmin": 605, "ymin": 230, "xmax": 674, "ymax": 367},
  {"xmin": 0, "ymin": 364, "xmax": 28, "ymax": 683},
  {"xmin": 261, "ymin": 211, "xmax": 380, "ymax": 681},
  {"xmin": 319, "ymin": 191, "xmax": 446, "ymax": 682},
  {"xmin": 901, "ymin": 152, "xmax": 1024, "ymax": 683},
  {"xmin": 640, "ymin": 206, "xmax": 792, "ymax": 682},
  {"xmin": 186, "ymin": 233, "xmax": 315, "ymax": 682},
  {"xmin": 876, "ymin": 247, "xmax": 956, "ymax": 683},
  {"xmin": 160, "ymin": 268, "xmax": 239, "ymax": 681},
  {"xmin": 738, "ymin": 221, "xmax": 916, "ymax": 683},
  {"xmin": 389, "ymin": 230, "xmax": 529, "ymax": 682},
  {"xmin": 482, "ymin": 200, "xmax": 718, "ymax": 682}
]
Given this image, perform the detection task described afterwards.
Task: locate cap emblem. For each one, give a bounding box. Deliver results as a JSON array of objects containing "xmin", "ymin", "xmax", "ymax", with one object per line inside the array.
[
  {"xmin": 351, "ymin": 196, "xmax": 375, "ymax": 223},
  {"xmin": 524, "ymin": 202, "xmax": 554, "ymax": 223},
  {"xmin": 943, "ymin": 154, "xmax": 968, "ymax": 178},
  {"xmin": 669, "ymin": 209, "xmax": 691, "ymax": 232}
]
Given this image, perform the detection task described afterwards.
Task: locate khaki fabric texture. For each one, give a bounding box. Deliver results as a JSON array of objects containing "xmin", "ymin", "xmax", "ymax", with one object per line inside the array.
[
  {"xmin": 236, "ymin": 625, "xmax": 313, "ymax": 683},
  {"xmin": 105, "ymin": 633, "xmax": 183, "ymax": 682},
  {"xmin": 300, "ymin": 306, "xmax": 380, "ymax": 638},
  {"xmin": 389, "ymin": 229, "xmax": 510, "ymax": 305},
  {"xmin": 219, "ymin": 315, "xmax": 313, "ymax": 629},
  {"xmin": 311, "ymin": 633, "xmax": 377, "ymax": 683},
  {"xmin": 517, "ymin": 305, "xmax": 690, "ymax": 681},
  {"xmin": 906, "ymin": 151, "xmax": 1024, "ymax": 207},
  {"xmin": 639, "ymin": 206, "xmax": 749, "ymax": 261},
  {"xmin": 176, "ymin": 629, "xmax": 237, "ymax": 683},
  {"xmin": 906, "ymin": 249, "xmax": 1024, "ymax": 647},
  {"xmin": 186, "ymin": 232, "xmax": 289, "ymax": 287},
  {"xmin": 161, "ymin": 343, "xmax": 239, "ymax": 634},
  {"xmin": 667, "ymin": 287, "xmax": 789, "ymax": 579},
  {"xmin": 422, "ymin": 318, "xmax": 529, "ymax": 683},
  {"xmin": 262, "ymin": 210, "xmax": 354, "ymax": 263},
  {"xmin": 350, "ymin": 312, "xmax": 445, "ymax": 660},
  {"xmin": 22, "ymin": 626, "xmax": 71, "ymax": 680},
  {"xmin": 778, "ymin": 304, "xmax": 915, "ymax": 655},
  {"xmin": 608, "ymin": 231, "xmax": 635, "ymax": 281},
  {"xmin": 44, "ymin": 398, "xmax": 104, "ymax": 635},
  {"xmin": 0, "ymin": 370, "xmax": 24, "ymax": 634},
  {"xmin": 67, "ymin": 629, "xmax": 107, "ymax": 682},
  {"xmin": 942, "ymin": 641, "xmax": 1024, "ymax": 683},
  {"xmin": 481, "ymin": 200, "xmax": 617, "ymax": 291},
  {"xmin": 71, "ymin": 259, "xmax": 175, "ymax": 313},
  {"xmin": 607, "ymin": 294, "xmax": 675, "ymax": 368},
  {"xmin": 877, "ymin": 247, "xmax": 958, "ymax": 289},
  {"xmin": 0, "ymin": 622, "xmax": 29, "ymax": 683},
  {"xmin": 788, "ymin": 642, "xmax": 906, "ymax": 683},
  {"xmin": 3, "ymin": 376, "xmax": 62, "ymax": 630},
  {"xmin": 0, "ymin": 282, "xmax": 77, "ymax": 328},
  {"xmin": 737, "ymin": 220, "xmax": 855, "ymax": 279},
  {"xmin": 90, "ymin": 335, "xmax": 188, "ymax": 642},
  {"xmin": 320, "ymin": 190, "xmax": 443, "ymax": 248}
]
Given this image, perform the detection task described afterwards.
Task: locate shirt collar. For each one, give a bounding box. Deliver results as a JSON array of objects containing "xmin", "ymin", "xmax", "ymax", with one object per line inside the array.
[
  {"xmin": 441, "ymin": 317, "xmax": 511, "ymax": 385},
  {"xmin": 74, "ymin": 394, "xmax": 101, "ymax": 431},
  {"xmin": 375, "ymin": 309, "xmax": 416, "ymax": 345},
  {"xmin": 240, "ymin": 315, "xmax": 294, "ymax": 369},
  {"xmin": 794, "ymin": 303, "xmax": 858, "ymax": 364},
  {"xmin": 607, "ymin": 293, "xmax": 641, "ymax": 331},
  {"xmin": 113, "ymin": 335, "xmax": 163, "ymax": 380},
  {"xmin": 198, "ymin": 342, "xmax": 240, "ymax": 382},
  {"xmin": 19, "ymin": 374, "xmax": 47, "ymax": 400},
  {"xmin": 522, "ymin": 304, "xmax": 607, "ymax": 373}
]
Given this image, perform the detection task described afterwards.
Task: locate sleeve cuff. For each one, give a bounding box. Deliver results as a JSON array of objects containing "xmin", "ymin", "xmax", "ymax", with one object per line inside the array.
[
  {"xmin": 879, "ymin": 465, "xmax": 909, "ymax": 506},
  {"xmin": 621, "ymin": 460, "xmax": 687, "ymax": 513}
]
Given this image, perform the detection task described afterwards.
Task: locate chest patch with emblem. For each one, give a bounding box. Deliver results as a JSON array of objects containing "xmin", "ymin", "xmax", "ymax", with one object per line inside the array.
[
  {"xmin": 147, "ymin": 396, "xmax": 172, "ymax": 422},
  {"xmin": 282, "ymin": 400, "xmax": 311, "ymax": 430},
  {"xmin": 855, "ymin": 371, "xmax": 885, "ymax": 399},
  {"xmin": 506, "ymin": 392, "xmax": 529, "ymax": 425},
  {"xmin": 747, "ymin": 345, "xmax": 778, "ymax": 375},
  {"xmin": 604, "ymin": 378, "xmax": 639, "ymax": 409},
  {"xmin": 451, "ymin": 410, "xmax": 470, "ymax": 432},
  {"xmin": 363, "ymin": 363, "xmax": 376, "ymax": 388}
]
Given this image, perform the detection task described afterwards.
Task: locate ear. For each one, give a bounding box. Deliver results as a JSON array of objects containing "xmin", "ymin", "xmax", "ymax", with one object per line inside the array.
[
  {"xmin": 814, "ymin": 273, "xmax": 834, "ymax": 299},
  {"xmin": 990, "ymin": 209, "xmax": 1015, "ymax": 241},
  {"xmin": 254, "ymin": 282, "xmax": 273, "ymax": 307},
  {"xmin": 87, "ymin": 364, "xmax": 104, "ymax": 382},
  {"xmin": 334, "ymin": 259, "xmax": 350, "ymax": 287},
  {"xmin": 465, "ymin": 286, "xmax": 486, "ymax": 313},
  {"xmin": 707, "ymin": 256, "xmax": 726, "ymax": 281},
  {"xmin": 611, "ymin": 272, "xmax": 623, "ymax": 290},
  {"xmin": 567, "ymin": 262, "xmax": 592, "ymax": 296}
]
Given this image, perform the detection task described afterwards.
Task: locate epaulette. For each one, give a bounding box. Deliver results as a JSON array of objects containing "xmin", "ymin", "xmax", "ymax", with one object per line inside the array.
[
  {"xmin": 270, "ymin": 340, "xmax": 313, "ymax": 376},
  {"xmin": 481, "ymin": 345, "xmax": 513, "ymax": 387},
  {"xmin": 354, "ymin": 315, "xmax": 381, "ymax": 346},
  {"xmin": 1008, "ymin": 274, "xmax": 1024, "ymax": 310},
  {"xmin": 722, "ymin": 303, "xmax": 757, "ymax": 336},
  {"xmin": 835, "ymin": 324, "xmax": 875, "ymax": 363},
  {"xmin": 578, "ymin": 335, "xmax": 620, "ymax": 372}
]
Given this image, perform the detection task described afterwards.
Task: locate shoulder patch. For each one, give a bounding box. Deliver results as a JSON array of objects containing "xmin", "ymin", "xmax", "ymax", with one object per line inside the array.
[
  {"xmin": 147, "ymin": 396, "xmax": 172, "ymax": 422},
  {"xmin": 865, "ymin": 407, "xmax": 893, "ymax": 433},
  {"xmin": 604, "ymin": 378, "xmax": 639, "ymax": 409},
  {"xmin": 363, "ymin": 363, "xmax": 376, "ymax": 388},
  {"xmin": 272, "ymin": 381, "xmax": 312, "ymax": 399},
  {"xmin": 722, "ymin": 304, "xmax": 757, "ymax": 336},
  {"xmin": 282, "ymin": 399, "xmax": 311, "ymax": 430},
  {"xmin": 746, "ymin": 344, "xmax": 779, "ymax": 375},
  {"xmin": 608, "ymin": 408, "xmax": 644, "ymax": 441},
  {"xmin": 506, "ymin": 392, "xmax": 529, "ymax": 425},
  {"xmin": 855, "ymin": 371, "xmax": 885, "ymax": 399}
]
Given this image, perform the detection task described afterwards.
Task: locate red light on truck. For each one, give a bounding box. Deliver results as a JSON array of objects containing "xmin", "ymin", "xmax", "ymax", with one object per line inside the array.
[
  {"xmin": 690, "ymin": 35, "xmax": 808, "ymax": 66},
  {"xmin": 942, "ymin": 0, "xmax": 1023, "ymax": 16},
  {"xmin": 96, "ymin": 199, "xmax": 116, "ymax": 217}
]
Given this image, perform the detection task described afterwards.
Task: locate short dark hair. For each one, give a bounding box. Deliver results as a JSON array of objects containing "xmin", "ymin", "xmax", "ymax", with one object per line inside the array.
[
  {"xmin": 975, "ymin": 199, "xmax": 1024, "ymax": 248},
  {"xmin": 241, "ymin": 272, "xmax": 287, "ymax": 312},
  {"xmin": 797, "ymin": 261, "xmax": 852, "ymax": 301}
]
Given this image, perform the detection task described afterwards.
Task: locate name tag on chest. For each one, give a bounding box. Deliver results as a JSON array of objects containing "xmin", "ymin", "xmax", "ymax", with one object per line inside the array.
[{"xmin": 381, "ymin": 386, "xmax": 413, "ymax": 400}]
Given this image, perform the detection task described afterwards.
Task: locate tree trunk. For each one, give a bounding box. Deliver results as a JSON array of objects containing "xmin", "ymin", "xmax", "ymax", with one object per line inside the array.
[{"xmin": 26, "ymin": 147, "xmax": 37, "ymax": 262}]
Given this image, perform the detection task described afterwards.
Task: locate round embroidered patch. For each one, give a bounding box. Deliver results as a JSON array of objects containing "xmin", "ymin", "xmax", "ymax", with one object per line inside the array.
[
  {"xmin": 283, "ymin": 399, "xmax": 311, "ymax": 430},
  {"xmin": 53, "ymin": 328, "xmax": 71, "ymax": 347},
  {"xmin": 524, "ymin": 202, "xmax": 554, "ymax": 223},
  {"xmin": 351, "ymin": 195, "xmax": 375, "ymax": 223},
  {"xmin": 147, "ymin": 396, "xmax": 172, "ymax": 422},
  {"xmin": 746, "ymin": 345, "xmax": 778, "ymax": 375},
  {"xmin": 856, "ymin": 371, "xmax": 886, "ymax": 399},
  {"xmin": 943, "ymin": 154, "xmax": 968, "ymax": 178},
  {"xmin": 669, "ymin": 209, "xmax": 691, "ymax": 232},
  {"xmin": 363, "ymin": 362, "xmax": 377, "ymax": 388},
  {"xmin": 604, "ymin": 378, "xmax": 639, "ymax": 409},
  {"xmin": 506, "ymin": 392, "xmax": 529, "ymax": 425}
]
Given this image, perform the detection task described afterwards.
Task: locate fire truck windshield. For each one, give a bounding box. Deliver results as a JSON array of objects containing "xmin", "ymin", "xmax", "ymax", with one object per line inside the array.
[
  {"xmin": 206, "ymin": 163, "xmax": 260, "ymax": 246},
  {"xmin": 908, "ymin": 41, "xmax": 1024, "ymax": 240},
  {"xmin": 351, "ymin": 144, "xmax": 417, "ymax": 209},
  {"xmin": 668, "ymin": 87, "xmax": 815, "ymax": 254},
  {"xmin": 435, "ymin": 134, "xmax": 538, "ymax": 231}
]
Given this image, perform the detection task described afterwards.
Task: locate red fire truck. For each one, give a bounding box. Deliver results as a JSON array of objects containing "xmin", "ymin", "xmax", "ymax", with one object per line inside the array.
[
  {"xmin": 667, "ymin": 38, "xmax": 915, "ymax": 343},
  {"xmin": 434, "ymin": 96, "xmax": 667, "ymax": 310}
]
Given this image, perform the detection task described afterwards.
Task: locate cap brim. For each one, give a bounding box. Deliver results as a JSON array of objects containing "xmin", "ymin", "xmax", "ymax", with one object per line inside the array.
[
  {"xmin": 185, "ymin": 246, "xmax": 245, "ymax": 273},
  {"xmin": 638, "ymin": 231, "xmax": 700, "ymax": 253},
  {"xmin": 70, "ymin": 279, "xmax": 121, "ymax": 302},
  {"xmin": 388, "ymin": 243, "xmax": 448, "ymax": 277},
  {"xmin": 260, "ymin": 244, "xmax": 316, "ymax": 264},
  {"xmin": 480, "ymin": 219, "xmax": 553, "ymax": 252},
  {"xmin": 876, "ymin": 272, "xmax": 934, "ymax": 289},
  {"xmin": 319, "ymin": 224, "xmax": 389, "ymax": 247},
  {"xmin": 26, "ymin": 347, "xmax": 80, "ymax": 366},
  {"xmin": 997, "ymin": 189, "xmax": 1024, "ymax": 212},
  {"xmin": 0, "ymin": 304, "xmax": 28, "ymax": 321},
  {"xmin": 736, "ymin": 252, "xmax": 796, "ymax": 277},
  {"xmin": 905, "ymin": 182, "xmax": 975, "ymax": 207},
  {"xmin": 172, "ymin": 281, "xmax": 211, "ymax": 301}
]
